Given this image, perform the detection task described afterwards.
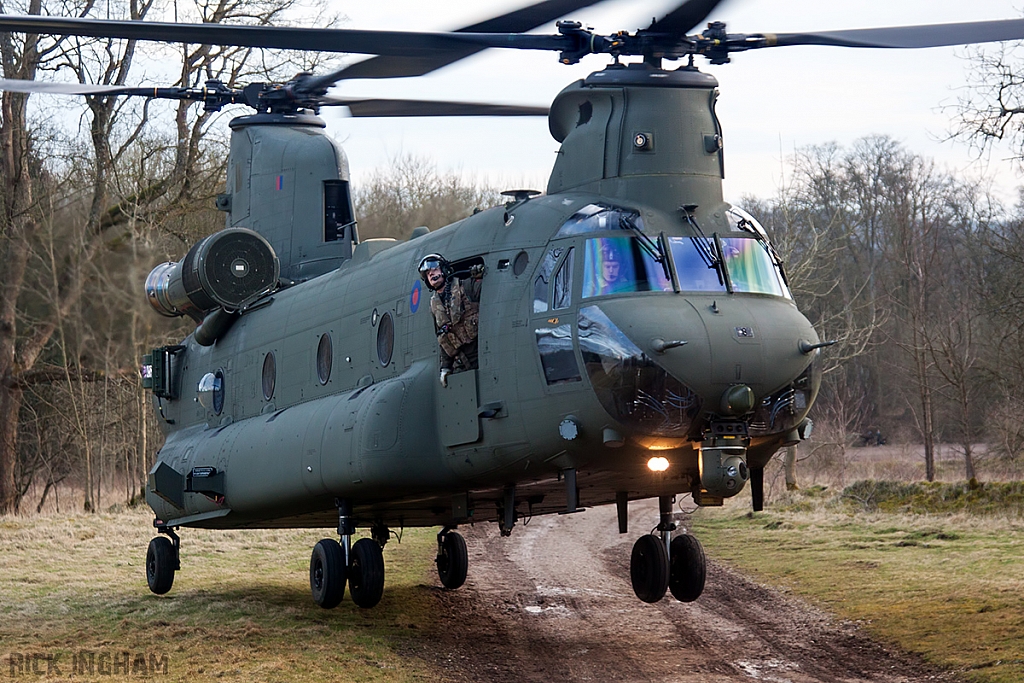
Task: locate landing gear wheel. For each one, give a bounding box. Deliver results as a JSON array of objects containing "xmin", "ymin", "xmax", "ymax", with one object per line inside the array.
[
  {"xmin": 309, "ymin": 538, "xmax": 346, "ymax": 609},
  {"xmin": 436, "ymin": 531, "xmax": 468, "ymax": 589},
  {"xmin": 348, "ymin": 537, "xmax": 385, "ymax": 608},
  {"xmin": 146, "ymin": 536, "xmax": 176, "ymax": 595},
  {"xmin": 669, "ymin": 534, "xmax": 706, "ymax": 602},
  {"xmin": 630, "ymin": 534, "xmax": 669, "ymax": 603}
]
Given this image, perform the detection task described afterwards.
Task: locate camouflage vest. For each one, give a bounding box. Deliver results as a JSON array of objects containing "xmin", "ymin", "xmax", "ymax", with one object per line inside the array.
[{"xmin": 430, "ymin": 278, "xmax": 479, "ymax": 358}]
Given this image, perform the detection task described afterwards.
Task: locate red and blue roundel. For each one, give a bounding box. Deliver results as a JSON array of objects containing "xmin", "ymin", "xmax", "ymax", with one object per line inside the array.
[{"xmin": 410, "ymin": 280, "xmax": 422, "ymax": 313}]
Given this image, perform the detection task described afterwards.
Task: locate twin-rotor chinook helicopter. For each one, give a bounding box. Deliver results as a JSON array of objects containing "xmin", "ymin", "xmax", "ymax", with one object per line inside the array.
[{"xmin": 2, "ymin": 0, "xmax": 1022, "ymax": 609}]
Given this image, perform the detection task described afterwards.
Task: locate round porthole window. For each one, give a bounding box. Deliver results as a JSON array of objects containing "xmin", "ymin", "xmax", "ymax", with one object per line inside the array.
[
  {"xmin": 198, "ymin": 371, "xmax": 225, "ymax": 414},
  {"xmin": 317, "ymin": 333, "xmax": 332, "ymax": 385},
  {"xmin": 262, "ymin": 352, "xmax": 276, "ymax": 400},
  {"xmin": 376, "ymin": 312, "xmax": 394, "ymax": 367},
  {"xmin": 213, "ymin": 370, "xmax": 225, "ymax": 415},
  {"xmin": 513, "ymin": 250, "xmax": 529, "ymax": 276},
  {"xmin": 197, "ymin": 373, "xmax": 215, "ymax": 410}
]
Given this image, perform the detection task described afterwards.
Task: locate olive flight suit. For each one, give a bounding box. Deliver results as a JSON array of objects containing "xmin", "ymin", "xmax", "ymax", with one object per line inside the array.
[{"xmin": 430, "ymin": 274, "xmax": 482, "ymax": 373}]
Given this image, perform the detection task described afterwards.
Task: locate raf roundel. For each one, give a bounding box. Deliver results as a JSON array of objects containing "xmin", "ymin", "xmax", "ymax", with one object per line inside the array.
[{"xmin": 410, "ymin": 280, "xmax": 422, "ymax": 314}]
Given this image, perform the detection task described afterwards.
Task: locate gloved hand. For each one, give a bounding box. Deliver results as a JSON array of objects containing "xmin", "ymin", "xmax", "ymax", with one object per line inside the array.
[
  {"xmin": 469, "ymin": 263, "xmax": 485, "ymax": 278},
  {"xmin": 439, "ymin": 368, "xmax": 451, "ymax": 387}
]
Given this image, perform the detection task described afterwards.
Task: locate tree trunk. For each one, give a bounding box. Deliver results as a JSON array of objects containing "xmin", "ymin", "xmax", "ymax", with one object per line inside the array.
[
  {"xmin": 920, "ymin": 373, "xmax": 936, "ymax": 482},
  {"xmin": 0, "ymin": 384, "xmax": 24, "ymax": 512},
  {"xmin": 784, "ymin": 446, "xmax": 799, "ymax": 491}
]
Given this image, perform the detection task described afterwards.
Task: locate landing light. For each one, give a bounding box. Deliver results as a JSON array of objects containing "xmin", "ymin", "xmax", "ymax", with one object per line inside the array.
[{"xmin": 647, "ymin": 457, "xmax": 670, "ymax": 472}]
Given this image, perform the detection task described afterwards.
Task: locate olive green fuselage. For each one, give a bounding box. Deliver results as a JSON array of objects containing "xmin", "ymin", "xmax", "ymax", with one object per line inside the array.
[{"xmin": 146, "ymin": 65, "xmax": 820, "ymax": 530}]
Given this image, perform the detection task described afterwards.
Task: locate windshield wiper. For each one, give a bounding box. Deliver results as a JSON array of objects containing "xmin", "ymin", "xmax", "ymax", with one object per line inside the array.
[
  {"xmin": 680, "ymin": 205, "xmax": 725, "ymax": 286},
  {"xmin": 619, "ymin": 211, "xmax": 672, "ymax": 283},
  {"xmin": 734, "ymin": 215, "xmax": 790, "ymax": 286}
]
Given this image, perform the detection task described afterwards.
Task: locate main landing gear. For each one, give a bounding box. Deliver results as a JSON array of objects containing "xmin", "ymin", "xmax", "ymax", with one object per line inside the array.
[
  {"xmin": 309, "ymin": 499, "xmax": 386, "ymax": 609},
  {"xmin": 628, "ymin": 495, "xmax": 706, "ymax": 604},
  {"xmin": 435, "ymin": 527, "xmax": 468, "ymax": 589},
  {"xmin": 146, "ymin": 525, "xmax": 180, "ymax": 595}
]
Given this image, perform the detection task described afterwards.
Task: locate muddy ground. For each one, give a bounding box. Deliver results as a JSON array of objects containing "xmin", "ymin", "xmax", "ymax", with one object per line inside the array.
[{"xmin": 405, "ymin": 500, "xmax": 962, "ymax": 683}]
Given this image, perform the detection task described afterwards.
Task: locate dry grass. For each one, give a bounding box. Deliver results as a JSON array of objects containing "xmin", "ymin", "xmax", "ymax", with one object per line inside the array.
[
  {"xmin": 0, "ymin": 508, "xmax": 447, "ymax": 681},
  {"xmin": 691, "ymin": 488, "xmax": 1024, "ymax": 683}
]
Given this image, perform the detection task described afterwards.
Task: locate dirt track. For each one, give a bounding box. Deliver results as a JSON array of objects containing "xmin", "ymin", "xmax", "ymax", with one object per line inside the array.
[{"xmin": 409, "ymin": 500, "xmax": 962, "ymax": 683}]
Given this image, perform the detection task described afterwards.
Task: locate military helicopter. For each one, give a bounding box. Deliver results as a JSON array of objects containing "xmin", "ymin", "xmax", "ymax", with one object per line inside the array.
[{"xmin": 2, "ymin": 0, "xmax": 1022, "ymax": 610}]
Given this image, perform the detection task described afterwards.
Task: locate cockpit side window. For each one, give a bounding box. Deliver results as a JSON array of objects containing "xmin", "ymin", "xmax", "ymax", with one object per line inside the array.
[
  {"xmin": 552, "ymin": 247, "xmax": 575, "ymax": 310},
  {"xmin": 533, "ymin": 247, "xmax": 561, "ymax": 313}
]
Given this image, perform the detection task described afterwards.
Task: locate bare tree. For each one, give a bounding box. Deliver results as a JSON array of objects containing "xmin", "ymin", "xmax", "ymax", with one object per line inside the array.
[
  {"xmin": 354, "ymin": 155, "xmax": 502, "ymax": 240},
  {"xmin": 0, "ymin": 0, "xmax": 341, "ymax": 512}
]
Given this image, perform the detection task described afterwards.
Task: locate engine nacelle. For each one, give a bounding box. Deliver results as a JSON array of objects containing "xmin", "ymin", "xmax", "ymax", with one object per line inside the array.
[{"xmin": 146, "ymin": 228, "xmax": 279, "ymax": 321}]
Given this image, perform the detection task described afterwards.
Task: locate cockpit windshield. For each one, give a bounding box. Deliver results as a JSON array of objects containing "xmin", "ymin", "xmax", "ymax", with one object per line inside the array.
[
  {"xmin": 582, "ymin": 236, "xmax": 671, "ymax": 298},
  {"xmin": 666, "ymin": 237, "xmax": 790, "ymax": 297},
  {"xmin": 560, "ymin": 202, "xmax": 790, "ymax": 300},
  {"xmin": 718, "ymin": 237, "xmax": 790, "ymax": 297},
  {"xmin": 579, "ymin": 235, "xmax": 790, "ymax": 299}
]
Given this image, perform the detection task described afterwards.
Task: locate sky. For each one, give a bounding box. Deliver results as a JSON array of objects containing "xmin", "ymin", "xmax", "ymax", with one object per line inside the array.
[{"xmin": 315, "ymin": 0, "xmax": 1024, "ymax": 207}]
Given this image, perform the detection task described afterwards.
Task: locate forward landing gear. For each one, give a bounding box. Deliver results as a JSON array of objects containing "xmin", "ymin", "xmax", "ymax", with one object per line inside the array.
[
  {"xmin": 630, "ymin": 534, "xmax": 669, "ymax": 603},
  {"xmin": 669, "ymin": 533, "xmax": 706, "ymax": 602},
  {"xmin": 627, "ymin": 495, "xmax": 707, "ymax": 604},
  {"xmin": 309, "ymin": 499, "xmax": 386, "ymax": 609},
  {"xmin": 435, "ymin": 528, "xmax": 468, "ymax": 589}
]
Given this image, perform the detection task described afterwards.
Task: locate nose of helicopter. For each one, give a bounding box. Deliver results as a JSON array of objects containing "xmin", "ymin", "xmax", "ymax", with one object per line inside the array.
[{"xmin": 594, "ymin": 294, "xmax": 817, "ymax": 420}]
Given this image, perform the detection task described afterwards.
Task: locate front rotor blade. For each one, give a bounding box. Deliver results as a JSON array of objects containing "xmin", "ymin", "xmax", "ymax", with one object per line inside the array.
[
  {"xmin": 0, "ymin": 77, "xmax": 202, "ymax": 101},
  {"xmin": 322, "ymin": 97, "xmax": 548, "ymax": 117},
  {"xmin": 312, "ymin": 0, "xmax": 608, "ymax": 87},
  {"xmin": 0, "ymin": 77, "xmax": 134, "ymax": 95},
  {"xmin": 0, "ymin": 14, "xmax": 563, "ymax": 56},
  {"xmin": 649, "ymin": 0, "xmax": 727, "ymax": 35},
  {"xmin": 771, "ymin": 18, "xmax": 1024, "ymax": 49}
]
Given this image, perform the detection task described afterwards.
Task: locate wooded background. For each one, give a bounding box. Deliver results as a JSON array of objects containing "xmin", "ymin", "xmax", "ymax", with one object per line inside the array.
[{"xmin": 2, "ymin": 1, "xmax": 1023, "ymax": 514}]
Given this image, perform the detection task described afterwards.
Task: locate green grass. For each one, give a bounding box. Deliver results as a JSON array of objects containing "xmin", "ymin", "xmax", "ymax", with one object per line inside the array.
[
  {"xmin": 838, "ymin": 480, "xmax": 1024, "ymax": 515},
  {"xmin": 0, "ymin": 508, "xmax": 446, "ymax": 682},
  {"xmin": 691, "ymin": 485, "xmax": 1024, "ymax": 683}
]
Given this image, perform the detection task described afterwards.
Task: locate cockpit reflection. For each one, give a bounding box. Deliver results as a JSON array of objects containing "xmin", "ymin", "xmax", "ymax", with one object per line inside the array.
[
  {"xmin": 582, "ymin": 237, "xmax": 669, "ymax": 297},
  {"xmin": 578, "ymin": 305, "xmax": 700, "ymax": 437},
  {"xmin": 557, "ymin": 202, "xmax": 790, "ymax": 300}
]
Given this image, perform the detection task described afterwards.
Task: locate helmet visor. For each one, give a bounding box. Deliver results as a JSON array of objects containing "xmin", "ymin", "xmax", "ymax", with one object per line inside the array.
[{"xmin": 419, "ymin": 257, "xmax": 444, "ymax": 273}]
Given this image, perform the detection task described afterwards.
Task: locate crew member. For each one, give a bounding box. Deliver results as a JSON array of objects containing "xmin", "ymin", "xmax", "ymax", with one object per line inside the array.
[{"xmin": 418, "ymin": 253, "xmax": 484, "ymax": 386}]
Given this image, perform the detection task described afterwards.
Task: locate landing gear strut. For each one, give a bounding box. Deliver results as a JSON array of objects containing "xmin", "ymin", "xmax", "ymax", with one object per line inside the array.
[
  {"xmin": 435, "ymin": 527, "xmax": 468, "ymax": 589},
  {"xmin": 628, "ymin": 495, "xmax": 707, "ymax": 604},
  {"xmin": 309, "ymin": 498, "xmax": 386, "ymax": 609}
]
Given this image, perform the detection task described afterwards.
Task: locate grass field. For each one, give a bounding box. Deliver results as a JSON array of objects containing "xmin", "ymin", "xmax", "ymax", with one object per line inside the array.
[
  {"xmin": 0, "ymin": 508, "xmax": 443, "ymax": 682},
  {"xmin": 691, "ymin": 484, "xmax": 1024, "ymax": 683},
  {"xmin": 4, "ymin": 478, "xmax": 1023, "ymax": 682}
]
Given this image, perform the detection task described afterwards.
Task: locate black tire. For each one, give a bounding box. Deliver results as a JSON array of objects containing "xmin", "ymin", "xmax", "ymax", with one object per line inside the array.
[
  {"xmin": 309, "ymin": 538, "xmax": 345, "ymax": 609},
  {"xmin": 146, "ymin": 536, "xmax": 176, "ymax": 595},
  {"xmin": 669, "ymin": 534, "xmax": 707, "ymax": 603},
  {"xmin": 630, "ymin": 534, "xmax": 669, "ymax": 603},
  {"xmin": 348, "ymin": 538, "xmax": 385, "ymax": 608},
  {"xmin": 436, "ymin": 531, "xmax": 468, "ymax": 590}
]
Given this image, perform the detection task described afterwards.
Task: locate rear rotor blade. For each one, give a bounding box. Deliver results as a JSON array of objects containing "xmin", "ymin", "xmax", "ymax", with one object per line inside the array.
[
  {"xmin": 322, "ymin": 97, "xmax": 547, "ymax": 117},
  {"xmin": 770, "ymin": 18, "xmax": 1024, "ymax": 49}
]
